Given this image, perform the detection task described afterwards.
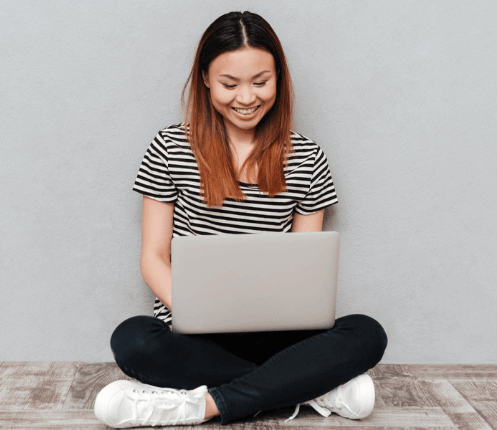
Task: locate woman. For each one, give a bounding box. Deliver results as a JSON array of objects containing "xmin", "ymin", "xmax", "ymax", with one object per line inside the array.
[{"xmin": 94, "ymin": 11, "xmax": 388, "ymax": 428}]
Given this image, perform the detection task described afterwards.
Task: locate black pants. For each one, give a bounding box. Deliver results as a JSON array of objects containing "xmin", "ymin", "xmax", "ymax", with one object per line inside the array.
[{"xmin": 110, "ymin": 314, "xmax": 388, "ymax": 425}]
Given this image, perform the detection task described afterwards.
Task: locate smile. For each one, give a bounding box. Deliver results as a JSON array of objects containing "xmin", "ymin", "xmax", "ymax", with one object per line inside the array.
[{"xmin": 232, "ymin": 106, "xmax": 260, "ymax": 115}]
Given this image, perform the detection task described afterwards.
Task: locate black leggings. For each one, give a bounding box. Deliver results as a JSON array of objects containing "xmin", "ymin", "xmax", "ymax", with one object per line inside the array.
[{"xmin": 110, "ymin": 313, "xmax": 388, "ymax": 425}]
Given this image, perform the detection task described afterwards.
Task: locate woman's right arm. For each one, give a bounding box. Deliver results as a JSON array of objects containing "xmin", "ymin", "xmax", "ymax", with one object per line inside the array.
[{"xmin": 140, "ymin": 195, "xmax": 175, "ymax": 311}]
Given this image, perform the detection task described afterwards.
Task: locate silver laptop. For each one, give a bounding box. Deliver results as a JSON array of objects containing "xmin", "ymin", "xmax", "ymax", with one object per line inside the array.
[{"xmin": 170, "ymin": 231, "xmax": 340, "ymax": 334}]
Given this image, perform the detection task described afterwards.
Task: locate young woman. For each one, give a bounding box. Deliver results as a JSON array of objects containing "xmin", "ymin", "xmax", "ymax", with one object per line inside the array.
[{"xmin": 94, "ymin": 11, "xmax": 388, "ymax": 428}]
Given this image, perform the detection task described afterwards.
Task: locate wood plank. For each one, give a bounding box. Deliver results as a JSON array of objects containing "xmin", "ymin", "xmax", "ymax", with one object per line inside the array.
[
  {"xmin": 458, "ymin": 401, "xmax": 497, "ymax": 430},
  {"xmin": 0, "ymin": 408, "xmax": 456, "ymax": 430},
  {"xmin": 377, "ymin": 379, "xmax": 492, "ymax": 430},
  {"xmin": 0, "ymin": 411, "xmax": 224, "ymax": 429},
  {"xmin": 220, "ymin": 415, "xmax": 279, "ymax": 430},
  {"xmin": 0, "ymin": 362, "xmax": 78, "ymax": 410},
  {"xmin": 276, "ymin": 406, "xmax": 454, "ymax": 427},
  {"xmin": 409, "ymin": 365, "xmax": 497, "ymax": 381},
  {"xmin": 281, "ymin": 428, "xmax": 453, "ymax": 430},
  {"xmin": 449, "ymin": 379, "xmax": 497, "ymax": 429},
  {"xmin": 376, "ymin": 379, "xmax": 437, "ymax": 408},
  {"xmin": 368, "ymin": 365, "xmax": 417, "ymax": 381},
  {"xmin": 62, "ymin": 362, "xmax": 133, "ymax": 410},
  {"xmin": 0, "ymin": 409, "xmax": 107, "ymax": 429},
  {"xmin": 366, "ymin": 370, "xmax": 394, "ymax": 406},
  {"xmin": 425, "ymin": 380, "xmax": 493, "ymax": 430},
  {"xmin": 369, "ymin": 365, "xmax": 497, "ymax": 381},
  {"xmin": 282, "ymin": 428, "xmax": 452, "ymax": 430},
  {"xmin": 0, "ymin": 410, "xmax": 229, "ymax": 429},
  {"xmin": 449, "ymin": 380, "xmax": 497, "ymax": 401}
]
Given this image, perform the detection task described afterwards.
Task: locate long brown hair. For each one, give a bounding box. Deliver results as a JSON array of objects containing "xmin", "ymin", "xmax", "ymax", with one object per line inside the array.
[{"xmin": 182, "ymin": 11, "xmax": 295, "ymax": 208}]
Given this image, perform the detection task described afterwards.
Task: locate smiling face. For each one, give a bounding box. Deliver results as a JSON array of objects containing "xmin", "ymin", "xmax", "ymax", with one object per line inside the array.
[{"xmin": 202, "ymin": 47, "xmax": 277, "ymax": 141}]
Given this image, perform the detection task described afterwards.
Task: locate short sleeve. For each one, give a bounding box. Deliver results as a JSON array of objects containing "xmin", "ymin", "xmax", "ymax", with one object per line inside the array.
[
  {"xmin": 132, "ymin": 132, "xmax": 179, "ymax": 202},
  {"xmin": 295, "ymin": 145, "xmax": 338, "ymax": 215}
]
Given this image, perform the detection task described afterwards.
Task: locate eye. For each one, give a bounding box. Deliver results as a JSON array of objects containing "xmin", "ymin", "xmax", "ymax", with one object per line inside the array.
[
  {"xmin": 254, "ymin": 81, "xmax": 267, "ymax": 87},
  {"xmin": 222, "ymin": 84, "xmax": 236, "ymax": 89}
]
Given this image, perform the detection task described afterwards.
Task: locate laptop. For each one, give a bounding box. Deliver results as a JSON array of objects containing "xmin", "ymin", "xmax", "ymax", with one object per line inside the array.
[{"xmin": 170, "ymin": 231, "xmax": 340, "ymax": 334}]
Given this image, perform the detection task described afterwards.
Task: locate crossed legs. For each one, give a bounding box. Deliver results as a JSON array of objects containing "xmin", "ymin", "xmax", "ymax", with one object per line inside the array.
[{"xmin": 111, "ymin": 314, "xmax": 387, "ymax": 425}]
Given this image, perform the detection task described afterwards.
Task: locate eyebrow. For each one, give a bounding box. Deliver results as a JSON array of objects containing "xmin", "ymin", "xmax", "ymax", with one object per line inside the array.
[{"xmin": 219, "ymin": 70, "xmax": 271, "ymax": 81}]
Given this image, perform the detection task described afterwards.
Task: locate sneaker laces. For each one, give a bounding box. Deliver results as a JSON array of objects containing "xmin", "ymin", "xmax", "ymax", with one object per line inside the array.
[
  {"xmin": 127, "ymin": 386, "xmax": 206, "ymax": 426},
  {"xmin": 285, "ymin": 385, "xmax": 345, "ymax": 422}
]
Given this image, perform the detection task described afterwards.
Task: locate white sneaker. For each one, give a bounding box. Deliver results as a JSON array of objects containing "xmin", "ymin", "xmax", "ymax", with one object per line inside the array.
[
  {"xmin": 94, "ymin": 380, "xmax": 212, "ymax": 428},
  {"xmin": 285, "ymin": 373, "xmax": 375, "ymax": 422}
]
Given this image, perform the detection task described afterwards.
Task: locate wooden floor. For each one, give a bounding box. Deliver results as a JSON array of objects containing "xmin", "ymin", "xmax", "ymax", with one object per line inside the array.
[{"xmin": 0, "ymin": 363, "xmax": 496, "ymax": 429}]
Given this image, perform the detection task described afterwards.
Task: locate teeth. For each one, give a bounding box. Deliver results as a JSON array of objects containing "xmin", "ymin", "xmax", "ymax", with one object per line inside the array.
[{"xmin": 233, "ymin": 106, "xmax": 259, "ymax": 115}]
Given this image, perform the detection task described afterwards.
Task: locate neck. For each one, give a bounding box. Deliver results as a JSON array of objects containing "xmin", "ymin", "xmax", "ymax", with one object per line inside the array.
[{"xmin": 224, "ymin": 121, "xmax": 256, "ymax": 149}]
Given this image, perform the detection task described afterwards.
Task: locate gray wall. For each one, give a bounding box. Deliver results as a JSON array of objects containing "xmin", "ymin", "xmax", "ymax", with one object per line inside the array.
[{"xmin": 1, "ymin": 0, "xmax": 496, "ymax": 363}]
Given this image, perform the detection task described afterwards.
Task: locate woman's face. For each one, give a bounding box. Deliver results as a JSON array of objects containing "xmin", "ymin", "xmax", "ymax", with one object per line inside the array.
[{"xmin": 202, "ymin": 47, "xmax": 277, "ymax": 138}]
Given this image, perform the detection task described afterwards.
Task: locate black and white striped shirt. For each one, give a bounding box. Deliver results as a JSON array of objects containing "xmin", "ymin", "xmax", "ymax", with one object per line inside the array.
[{"xmin": 132, "ymin": 123, "xmax": 338, "ymax": 327}]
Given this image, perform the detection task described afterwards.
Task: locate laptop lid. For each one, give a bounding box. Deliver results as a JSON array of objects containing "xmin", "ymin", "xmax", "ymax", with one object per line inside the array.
[{"xmin": 170, "ymin": 231, "xmax": 340, "ymax": 334}]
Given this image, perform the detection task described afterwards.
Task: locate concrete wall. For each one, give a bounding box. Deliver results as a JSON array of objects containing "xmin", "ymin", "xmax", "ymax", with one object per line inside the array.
[{"xmin": 1, "ymin": 0, "xmax": 496, "ymax": 362}]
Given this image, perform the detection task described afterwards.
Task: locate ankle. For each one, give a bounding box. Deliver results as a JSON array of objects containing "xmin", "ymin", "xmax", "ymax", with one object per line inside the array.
[{"xmin": 204, "ymin": 392, "xmax": 220, "ymax": 419}]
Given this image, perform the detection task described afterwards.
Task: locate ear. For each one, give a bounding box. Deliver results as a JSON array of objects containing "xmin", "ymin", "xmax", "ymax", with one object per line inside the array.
[{"xmin": 202, "ymin": 70, "xmax": 210, "ymax": 89}]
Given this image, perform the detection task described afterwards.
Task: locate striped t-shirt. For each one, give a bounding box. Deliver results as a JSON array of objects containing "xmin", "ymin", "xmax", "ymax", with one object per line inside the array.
[{"xmin": 132, "ymin": 123, "xmax": 338, "ymax": 327}]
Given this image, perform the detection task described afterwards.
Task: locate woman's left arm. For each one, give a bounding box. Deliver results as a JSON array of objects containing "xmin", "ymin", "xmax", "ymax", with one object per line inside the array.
[{"xmin": 290, "ymin": 209, "xmax": 324, "ymax": 233}]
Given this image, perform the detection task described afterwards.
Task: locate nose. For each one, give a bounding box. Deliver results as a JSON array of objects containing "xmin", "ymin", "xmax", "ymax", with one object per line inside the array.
[{"xmin": 236, "ymin": 85, "xmax": 257, "ymax": 106}]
